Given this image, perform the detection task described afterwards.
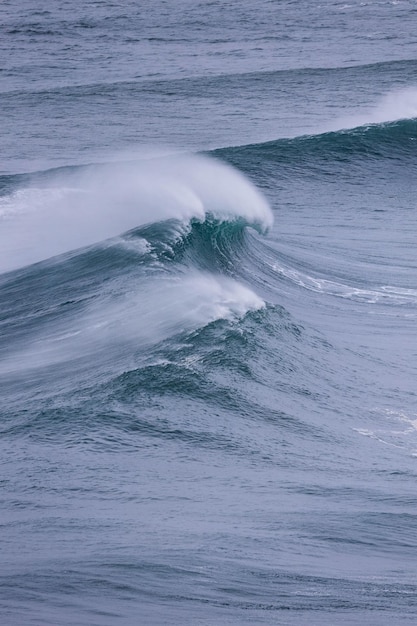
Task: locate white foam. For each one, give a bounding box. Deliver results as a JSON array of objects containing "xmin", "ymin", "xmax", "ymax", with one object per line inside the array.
[
  {"xmin": 355, "ymin": 408, "xmax": 417, "ymax": 454},
  {"xmin": 0, "ymin": 154, "xmax": 273, "ymax": 274},
  {"xmin": 272, "ymin": 263, "xmax": 417, "ymax": 306}
]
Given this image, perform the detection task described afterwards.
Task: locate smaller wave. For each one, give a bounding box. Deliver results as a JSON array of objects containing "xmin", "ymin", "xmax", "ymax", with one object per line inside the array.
[
  {"xmin": 0, "ymin": 271, "xmax": 264, "ymax": 379},
  {"xmin": 0, "ymin": 154, "xmax": 272, "ymax": 274},
  {"xmin": 216, "ymin": 86, "xmax": 417, "ymax": 172}
]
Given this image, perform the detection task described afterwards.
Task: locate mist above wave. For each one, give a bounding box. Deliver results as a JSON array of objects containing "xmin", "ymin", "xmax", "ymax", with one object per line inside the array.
[{"xmin": 327, "ymin": 86, "xmax": 417, "ymax": 133}]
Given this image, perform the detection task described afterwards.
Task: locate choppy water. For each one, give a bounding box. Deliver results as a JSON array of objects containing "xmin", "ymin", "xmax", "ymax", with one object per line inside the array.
[{"xmin": 1, "ymin": 1, "xmax": 417, "ymax": 624}]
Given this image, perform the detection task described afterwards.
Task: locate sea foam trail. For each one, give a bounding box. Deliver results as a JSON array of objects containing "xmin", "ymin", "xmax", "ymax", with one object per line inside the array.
[{"xmin": 0, "ymin": 154, "xmax": 273, "ymax": 274}]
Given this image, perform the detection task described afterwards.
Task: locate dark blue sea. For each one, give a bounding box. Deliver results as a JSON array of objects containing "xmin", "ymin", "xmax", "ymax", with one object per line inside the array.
[{"xmin": 1, "ymin": 1, "xmax": 417, "ymax": 624}]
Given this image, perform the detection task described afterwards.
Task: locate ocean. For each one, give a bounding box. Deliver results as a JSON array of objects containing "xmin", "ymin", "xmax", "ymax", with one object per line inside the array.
[{"xmin": 1, "ymin": 1, "xmax": 417, "ymax": 624}]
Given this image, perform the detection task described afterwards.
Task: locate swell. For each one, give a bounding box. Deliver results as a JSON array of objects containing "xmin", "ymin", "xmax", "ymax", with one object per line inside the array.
[{"xmin": 2, "ymin": 57, "xmax": 416, "ymax": 97}]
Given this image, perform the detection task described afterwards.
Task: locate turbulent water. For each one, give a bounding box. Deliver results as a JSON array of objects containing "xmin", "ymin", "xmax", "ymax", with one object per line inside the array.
[{"xmin": 1, "ymin": 1, "xmax": 417, "ymax": 624}]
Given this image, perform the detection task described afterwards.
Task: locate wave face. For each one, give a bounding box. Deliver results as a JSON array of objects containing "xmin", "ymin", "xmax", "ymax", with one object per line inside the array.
[{"xmin": 2, "ymin": 1, "xmax": 417, "ymax": 625}]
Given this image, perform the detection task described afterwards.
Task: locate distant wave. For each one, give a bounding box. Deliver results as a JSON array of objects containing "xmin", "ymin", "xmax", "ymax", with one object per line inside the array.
[{"xmin": 218, "ymin": 117, "xmax": 417, "ymax": 172}]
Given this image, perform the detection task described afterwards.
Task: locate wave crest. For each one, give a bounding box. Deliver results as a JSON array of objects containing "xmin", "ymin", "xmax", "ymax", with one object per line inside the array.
[{"xmin": 0, "ymin": 154, "xmax": 273, "ymax": 274}]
